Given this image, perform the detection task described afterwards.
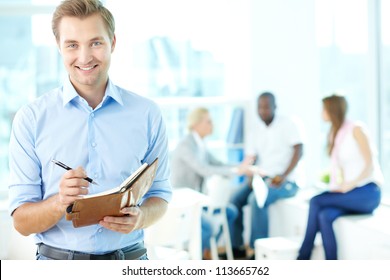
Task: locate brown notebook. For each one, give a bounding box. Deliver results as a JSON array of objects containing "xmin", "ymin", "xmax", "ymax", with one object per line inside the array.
[{"xmin": 65, "ymin": 158, "xmax": 158, "ymax": 228}]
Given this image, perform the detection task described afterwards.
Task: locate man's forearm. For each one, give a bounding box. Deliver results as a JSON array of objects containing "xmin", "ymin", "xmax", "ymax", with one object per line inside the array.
[
  {"xmin": 12, "ymin": 194, "xmax": 64, "ymax": 236},
  {"xmin": 138, "ymin": 197, "xmax": 168, "ymax": 229},
  {"xmin": 282, "ymin": 144, "xmax": 303, "ymax": 179}
]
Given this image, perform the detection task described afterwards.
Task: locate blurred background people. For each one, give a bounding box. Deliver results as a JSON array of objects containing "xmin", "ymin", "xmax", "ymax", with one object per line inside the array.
[
  {"xmin": 230, "ymin": 92, "xmax": 305, "ymax": 259},
  {"xmin": 297, "ymin": 94, "xmax": 383, "ymax": 260},
  {"xmin": 170, "ymin": 107, "xmax": 242, "ymax": 259}
]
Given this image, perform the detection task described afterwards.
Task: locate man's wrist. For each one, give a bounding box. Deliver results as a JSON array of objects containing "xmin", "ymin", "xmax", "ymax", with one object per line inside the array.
[{"xmin": 50, "ymin": 194, "xmax": 67, "ymax": 217}]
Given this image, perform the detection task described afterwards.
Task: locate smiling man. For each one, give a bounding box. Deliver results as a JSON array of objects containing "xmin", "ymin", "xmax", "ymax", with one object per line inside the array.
[{"xmin": 8, "ymin": 0, "xmax": 172, "ymax": 260}]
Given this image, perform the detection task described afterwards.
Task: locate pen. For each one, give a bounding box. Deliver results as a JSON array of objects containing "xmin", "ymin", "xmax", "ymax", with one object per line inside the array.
[{"xmin": 51, "ymin": 159, "xmax": 98, "ymax": 185}]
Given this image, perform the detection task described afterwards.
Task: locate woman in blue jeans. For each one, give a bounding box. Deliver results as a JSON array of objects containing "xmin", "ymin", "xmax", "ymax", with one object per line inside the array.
[{"xmin": 297, "ymin": 94, "xmax": 383, "ymax": 260}]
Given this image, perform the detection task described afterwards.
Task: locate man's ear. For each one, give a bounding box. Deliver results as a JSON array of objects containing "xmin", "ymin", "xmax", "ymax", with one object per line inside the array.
[{"xmin": 111, "ymin": 34, "xmax": 116, "ymax": 53}]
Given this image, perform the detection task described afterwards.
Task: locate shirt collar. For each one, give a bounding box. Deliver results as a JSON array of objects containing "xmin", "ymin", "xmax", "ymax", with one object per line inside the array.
[
  {"xmin": 62, "ymin": 77, "xmax": 79, "ymax": 106},
  {"xmin": 104, "ymin": 79, "xmax": 123, "ymax": 106},
  {"xmin": 191, "ymin": 131, "xmax": 205, "ymax": 148},
  {"xmin": 62, "ymin": 77, "xmax": 124, "ymax": 107}
]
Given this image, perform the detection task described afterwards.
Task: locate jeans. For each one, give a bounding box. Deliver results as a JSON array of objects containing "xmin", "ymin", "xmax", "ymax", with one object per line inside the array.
[
  {"xmin": 201, "ymin": 203, "xmax": 238, "ymax": 251},
  {"xmin": 297, "ymin": 182, "xmax": 381, "ymax": 260},
  {"xmin": 230, "ymin": 180, "xmax": 299, "ymax": 249}
]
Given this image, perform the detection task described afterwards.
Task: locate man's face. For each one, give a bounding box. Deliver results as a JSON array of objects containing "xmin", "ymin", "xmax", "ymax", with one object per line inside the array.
[
  {"xmin": 257, "ymin": 96, "xmax": 275, "ymax": 124},
  {"xmin": 57, "ymin": 13, "xmax": 115, "ymax": 92}
]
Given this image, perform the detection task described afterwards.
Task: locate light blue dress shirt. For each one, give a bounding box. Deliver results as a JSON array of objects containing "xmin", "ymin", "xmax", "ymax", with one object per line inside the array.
[{"xmin": 8, "ymin": 77, "xmax": 172, "ymax": 253}]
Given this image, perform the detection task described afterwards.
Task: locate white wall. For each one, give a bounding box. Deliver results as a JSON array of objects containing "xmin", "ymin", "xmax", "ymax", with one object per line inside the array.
[
  {"xmin": 0, "ymin": 204, "xmax": 11, "ymax": 259},
  {"xmin": 249, "ymin": 0, "xmax": 323, "ymax": 186},
  {"xmin": 0, "ymin": 206, "xmax": 36, "ymax": 260}
]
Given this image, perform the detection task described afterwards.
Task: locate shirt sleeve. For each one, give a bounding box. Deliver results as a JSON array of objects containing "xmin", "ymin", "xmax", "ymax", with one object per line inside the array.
[
  {"xmin": 174, "ymin": 142, "xmax": 235, "ymax": 178},
  {"xmin": 141, "ymin": 104, "xmax": 172, "ymax": 203},
  {"xmin": 286, "ymin": 116, "xmax": 305, "ymax": 147},
  {"xmin": 8, "ymin": 106, "xmax": 43, "ymax": 216}
]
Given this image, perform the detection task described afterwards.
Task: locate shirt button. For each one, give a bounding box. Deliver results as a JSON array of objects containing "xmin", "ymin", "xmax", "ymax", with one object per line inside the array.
[
  {"xmin": 91, "ymin": 113, "xmax": 95, "ymax": 118},
  {"xmin": 98, "ymin": 228, "xmax": 103, "ymax": 233},
  {"xmin": 94, "ymin": 173, "xmax": 99, "ymax": 179},
  {"xmin": 91, "ymin": 142, "xmax": 97, "ymax": 147}
]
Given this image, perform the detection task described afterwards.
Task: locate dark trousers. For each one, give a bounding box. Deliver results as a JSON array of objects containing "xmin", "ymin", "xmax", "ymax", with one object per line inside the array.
[
  {"xmin": 230, "ymin": 181, "xmax": 298, "ymax": 249},
  {"xmin": 297, "ymin": 182, "xmax": 381, "ymax": 260}
]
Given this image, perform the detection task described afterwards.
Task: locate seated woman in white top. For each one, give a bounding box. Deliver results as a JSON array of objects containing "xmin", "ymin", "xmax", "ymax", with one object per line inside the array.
[{"xmin": 297, "ymin": 94, "xmax": 383, "ymax": 260}]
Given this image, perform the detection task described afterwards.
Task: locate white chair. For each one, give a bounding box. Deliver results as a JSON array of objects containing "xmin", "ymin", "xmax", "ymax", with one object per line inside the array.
[
  {"xmin": 144, "ymin": 188, "xmax": 205, "ymax": 260},
  {"xmin": 203, "ymin": 175, "xmax": 235, "ymax": 260}
]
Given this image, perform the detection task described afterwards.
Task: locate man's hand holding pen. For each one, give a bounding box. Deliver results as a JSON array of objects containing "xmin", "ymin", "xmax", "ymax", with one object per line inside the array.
[
  {"xmin": 57, "ymin": 167, "xmax": 90, "ymax": 211},
  {"xmin": 51, "ymin": 159, "xmax": 98, "ymax": 212}
]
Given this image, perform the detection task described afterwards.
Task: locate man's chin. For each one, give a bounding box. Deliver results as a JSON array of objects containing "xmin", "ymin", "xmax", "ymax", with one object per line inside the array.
[{"xmin": 71, "ymin": 76, "xmax": 99, "ymax": 87}]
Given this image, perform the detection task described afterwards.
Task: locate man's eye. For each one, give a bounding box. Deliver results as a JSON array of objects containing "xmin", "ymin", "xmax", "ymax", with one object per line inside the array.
[{"xmin": 92, "ymin": 42, "xmax": 102, "ymax": 47}]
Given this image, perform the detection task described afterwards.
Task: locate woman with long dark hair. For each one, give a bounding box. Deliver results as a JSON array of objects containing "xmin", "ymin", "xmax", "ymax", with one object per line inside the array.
[{"xmin": 297, "ymin": 94, "xmax": 383, "ymax": 260}]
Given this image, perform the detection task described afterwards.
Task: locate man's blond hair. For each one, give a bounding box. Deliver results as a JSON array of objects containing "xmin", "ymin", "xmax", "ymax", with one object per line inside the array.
[{"xmin": 52, "ymin": 0, "xmax": 115, "ymax": 42}]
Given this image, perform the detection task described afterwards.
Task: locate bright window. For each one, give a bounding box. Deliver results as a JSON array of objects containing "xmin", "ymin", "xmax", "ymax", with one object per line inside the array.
[{"xmin": 380, "ymin": 0, "xmax": 390, "ymax": 199}]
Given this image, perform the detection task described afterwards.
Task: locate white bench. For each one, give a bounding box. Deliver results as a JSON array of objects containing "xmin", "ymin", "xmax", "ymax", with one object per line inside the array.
[
  {"xmin": 255, "ymin": 236, "xmax": 323, "ymax": 260},
  {"xmin": 254, "ymin": 188, "xmax": 390, "ymax": 260}
]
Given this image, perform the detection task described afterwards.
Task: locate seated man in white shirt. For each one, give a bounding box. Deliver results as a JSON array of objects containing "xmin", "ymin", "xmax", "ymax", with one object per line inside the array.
[{"xmin": 230, "ymin": 92, "xmax": 305, "ymax": 259}]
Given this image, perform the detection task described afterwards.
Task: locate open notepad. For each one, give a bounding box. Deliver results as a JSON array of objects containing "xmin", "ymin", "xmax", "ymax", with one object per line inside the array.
[
  {"xmin": 82, "ymin": 162, "xmax": 149, "ymax": 199},
  {"xmin": 252, "ymin": 174, "xmax": 269, "ymax": 208},
  {"xmin": 65, "ymin": 158, "xmax": 158, "ymax": 228}
]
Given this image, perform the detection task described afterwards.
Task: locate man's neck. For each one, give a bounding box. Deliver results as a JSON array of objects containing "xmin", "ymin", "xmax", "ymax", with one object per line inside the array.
[{"xmin": 72, "ymin": 80, "xmax": 107, "ymax": 109}]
